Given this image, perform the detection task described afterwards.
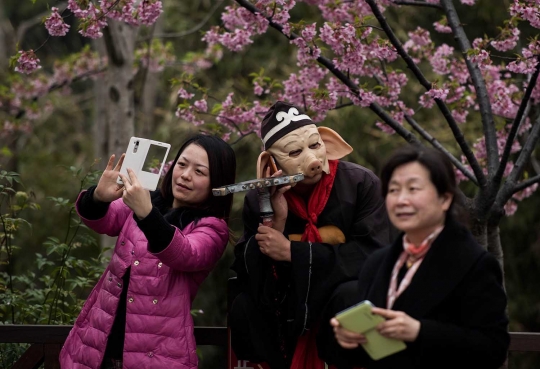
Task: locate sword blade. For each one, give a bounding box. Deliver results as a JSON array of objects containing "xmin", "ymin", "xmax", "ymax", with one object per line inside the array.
[{"xmin": 212, "ymin": 173, "xmax": 304, "ymax": 196}]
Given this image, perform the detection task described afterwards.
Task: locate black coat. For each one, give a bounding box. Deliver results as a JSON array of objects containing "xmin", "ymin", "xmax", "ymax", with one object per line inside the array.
[
  {"xmin": 318, "ymin": 219, "xmax": 510, "ymax": 369},
  {"xmin": 230, "ymin": 161, "xmax": 392, "ymax": 366}
]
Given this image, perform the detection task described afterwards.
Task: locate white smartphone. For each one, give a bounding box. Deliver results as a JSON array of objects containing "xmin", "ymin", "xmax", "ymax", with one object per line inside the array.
[{"xmin": 116, "ymin": 137, "xmax": 171, "ymax": 191}]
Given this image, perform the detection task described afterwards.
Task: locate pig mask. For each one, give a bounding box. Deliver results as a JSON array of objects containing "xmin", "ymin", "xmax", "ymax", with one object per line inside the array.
[{"xmin": 257, "ymin": 101, "xmax": 353, "ymax": 184}]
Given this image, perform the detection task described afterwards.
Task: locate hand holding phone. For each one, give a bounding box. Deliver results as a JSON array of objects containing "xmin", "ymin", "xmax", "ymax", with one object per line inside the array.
[
  {"xmin": 117, "ymin": 137, "xmax": 171, "ymax": 191},
  {"xmin": 118, "ymin": 168, "xmax": 153, "ymax": 219}
]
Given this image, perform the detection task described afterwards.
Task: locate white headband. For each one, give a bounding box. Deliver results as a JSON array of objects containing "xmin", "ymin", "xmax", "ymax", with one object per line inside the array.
[{"xmin": 262, "ymin": 107, "xmax": 312, "ymax": 146}]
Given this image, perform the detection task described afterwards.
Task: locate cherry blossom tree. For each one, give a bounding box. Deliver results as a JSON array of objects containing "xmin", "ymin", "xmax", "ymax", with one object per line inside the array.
[
  {"xmin": 7, "ymin": 0, "xmax": 540, "ymax": 266},
  {"xmin": 172, "ymin": 0, "xmax": 540, "ymax": 264},
  {"xmin": 2, "ymin": 0, "xmax": 183, "ymax": 170}
]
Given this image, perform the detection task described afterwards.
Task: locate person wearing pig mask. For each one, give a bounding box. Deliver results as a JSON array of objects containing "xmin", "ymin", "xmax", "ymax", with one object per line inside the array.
[{"xmin": 229, "ymin": 101, "xmax": 393, "ymax": 369}]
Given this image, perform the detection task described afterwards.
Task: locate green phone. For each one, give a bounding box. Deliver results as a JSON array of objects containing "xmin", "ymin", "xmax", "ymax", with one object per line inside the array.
[{"xmin": 335, "ymin": 300, "xmax": 407, "ymax": 360}]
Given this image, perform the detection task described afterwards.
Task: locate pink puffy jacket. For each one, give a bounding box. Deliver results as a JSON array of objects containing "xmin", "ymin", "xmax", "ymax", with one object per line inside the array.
[{"xmin": 59, "ymin": 194, "xmax": 229, "ymax": 369}]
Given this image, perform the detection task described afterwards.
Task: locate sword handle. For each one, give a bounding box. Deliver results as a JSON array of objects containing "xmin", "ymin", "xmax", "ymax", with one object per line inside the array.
[{"xmin": 257, "ymin": 187, "xmax": 273, "ymax": 228}]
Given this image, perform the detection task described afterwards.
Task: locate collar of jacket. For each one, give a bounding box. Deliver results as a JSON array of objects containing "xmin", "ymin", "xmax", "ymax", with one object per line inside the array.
[
  {"xmin": 367, "ymin": 217, "xmax": 485, "ymax": 317},
  {"xmin": 150, "ymin": 190, "xmax": 210, "ymax": 230}
]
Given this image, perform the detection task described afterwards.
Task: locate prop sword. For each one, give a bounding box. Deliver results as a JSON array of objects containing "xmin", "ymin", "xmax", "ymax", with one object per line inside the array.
[{"xmin": 212, "ymin": 173, "xmax": 304, "ymax": 226}]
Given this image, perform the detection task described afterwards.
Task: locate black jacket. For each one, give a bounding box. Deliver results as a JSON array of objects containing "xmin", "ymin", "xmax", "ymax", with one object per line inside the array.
[
  {"xmin": 231, "ymin": 161, "xmax": 392, "ymax": 349},
  {"xmin": 318, "ymin": 218, "xmax": 510, "ymax": 369}
]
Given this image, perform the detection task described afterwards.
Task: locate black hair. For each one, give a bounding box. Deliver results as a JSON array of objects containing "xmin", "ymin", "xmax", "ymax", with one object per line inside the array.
[
  {"xmin": 160, "ymin": 134, "xmax": 236, "ymax": 223},
  {"xmin": 381, "ymin": 145, "xmax": 458, "ymax": 215}
]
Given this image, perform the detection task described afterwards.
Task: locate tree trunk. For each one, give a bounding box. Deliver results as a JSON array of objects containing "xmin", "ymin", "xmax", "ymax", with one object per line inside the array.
[
  {"xmin": 96, "ymin": 20, "xmax": 137, "ymax": 163},
  {"xmin": 487, "ymin": 223, "xmax": 505, "ymax": 273},
  {"xmin": 92, "ymin": 21, "xmax": 137, "ymax": 251},
  {"xmin": 92, "ymin": 38, "xmax": 109, "ymax": 169},
  {"xmin": 468, "ymin": 212, "xmax": 507, "ymax": 369},
  {"xmin": 0, "ymin": 4, "xmax": 12, "ymax": 72},
  {"xmin": 139, "ymin": 17, "xmax": 164, "ymax": 139},
  {"xmin": 469, "ymin": 219, "xmax": 488, "ymax": 250},
  {"xmin": 468, "ymin": 218, "xmax": 505, "ymax": 270}
]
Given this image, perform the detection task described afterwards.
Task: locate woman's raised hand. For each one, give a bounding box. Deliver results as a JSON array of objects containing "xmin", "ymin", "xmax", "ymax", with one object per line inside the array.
[
  {"xmin": 118, "ymin": 168, "xmax": 152, "ymax": 220},
  {"xmin": 330, "ymin": 317, "xmax": 367, "ymax": 349},
  {"xmin": 372, "ymin": 307, "xmax": 420, "ymax": 342},
  {"xmin": 94, "ymin": 154, "xmax": 126, "ymax": 203}
]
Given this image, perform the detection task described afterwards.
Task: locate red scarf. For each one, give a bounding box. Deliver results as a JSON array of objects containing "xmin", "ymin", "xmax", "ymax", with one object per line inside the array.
[
  {"xmin": 284, "ymin": 160, "xmax": 339, "ymax": 243},
  {"xmin": 285, "ymin": 160, "xmax": 339, "ymax": 369},
  {"xmin": 290, "ymin": 326, "xmax": 360, "ymax": 369}
]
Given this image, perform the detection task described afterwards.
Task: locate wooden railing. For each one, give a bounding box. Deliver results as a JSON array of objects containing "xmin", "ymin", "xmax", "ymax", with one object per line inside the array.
[
  {"xmin": 1, "ymin": 325, "xmax": 539, "ymax": 368},
  {"xmin": 0, "ymin": 325, "xmax": 226, "ymax": 369}
]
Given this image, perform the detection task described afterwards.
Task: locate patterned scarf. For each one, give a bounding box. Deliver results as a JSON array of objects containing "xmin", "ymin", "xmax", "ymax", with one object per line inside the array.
[
  {"xmin": 284, "ymin": 160, "xmax": 339, "ymax": 242},
  {"xmin": 387, "ymin": 226, "xmax": 444, "ymax": 309}
]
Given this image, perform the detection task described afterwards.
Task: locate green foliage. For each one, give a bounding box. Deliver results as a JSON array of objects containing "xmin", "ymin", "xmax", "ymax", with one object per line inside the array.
[
  {"xmin": 0, "ymin": 165, "xmax": 105, "ymax": 368},
  {"xmin": 0, "ymin": 343, "xmax": 30, "ymax": 369}
]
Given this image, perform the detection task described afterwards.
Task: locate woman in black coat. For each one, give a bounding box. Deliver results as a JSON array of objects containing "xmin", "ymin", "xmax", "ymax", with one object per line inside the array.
[{"xmin": 317, "ymin": 146, "xmax": 509, "ymax": 369}]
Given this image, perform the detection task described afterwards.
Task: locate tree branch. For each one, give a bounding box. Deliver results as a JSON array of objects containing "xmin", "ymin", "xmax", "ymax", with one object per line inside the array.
[
  {"xmin": 365, "ymin": 0, "xmax": 485, "ymax": 188},
  {"xmin": 404, "ymin": 115, "xmax": 478, "ymax": 184},
  {"xmin": 391, "ymin": 0, "xmax": 442, "ymax": 9},
  {"xmin": 494, "ymin": 113, "xmax": 540, "ymax": 211},
  {"xmin": 199, "ymin": 110, "xmax": 257, "ymax": 138},
  {"xmin": 235, "ymin": 0, "xmax": 422, "ymax": 146},
  {"xmin": 230, "ymin": 130, "xmax": 256, "ymax": 145},
  {"xmin": 143, "ymin": 0, "xmax": 225, "ymax": 41},
  {"xmin": 371, "ymin": 104, "xmax": 422, "ymax": 144},
  {"xmin": 440, "ymin": 0, "xmax": 498, "ymax": 177},
  {"xmin": 494, "ymin": 59, "xmax": 540, "ymax": 188},
  {"xmin": 330, "ymin": 102, "xmax": 354, "ymax": 110},
  {"xmin": 508, "ymin": 117, "xmax": 540, "ymax": 185},
  {"xmin": 2, "ymin": 67, "xmax": 107, "ymax": 119},
  {"xmin": 511, "ymin": 174, "xmax": 540, "ymax": 195}
]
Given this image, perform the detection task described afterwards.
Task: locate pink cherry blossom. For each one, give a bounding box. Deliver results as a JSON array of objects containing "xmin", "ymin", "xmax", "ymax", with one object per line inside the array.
[
  {"xmin": 504, "ymin": 200, "xmax": 518, "ymax": 216},
  {"xmin": 45, "ymin": 7, "xmax": 70, "ymax": 37},
  {"xmin": 137, "ymin": 0, "xmax": 163, "ymax": 26},
  {"xmin": 376, "ymin": 121, "xmax": 396, "ymax": 134},
  {"xmin": 513, "ymin": 183, "xmax": 539, "ymax": 201},
  {"xmin": 71, "ymin": 2, "xmax": 107, "ymax": 39},
  {"xmin": 403, "ymin": 27, "xmax": 432, "ymax": 52},
  {"xmin": 194, "ymin": 99, "xmax": 208, "ymax": 113},
  {"xmin": 428, "ymin": 88, "xmax": 449, "ymax": 101},
  {"xmin": 178, "ymin": 88, "xmax": 195, "ymax": 99},
  {"xmin": 254, "ymin": 82, "xmax": 264, "ymax": 96},
  {"xmin": 14, "ymin": 50, "xmax": 41, "ymax": 74},
  {"xmin": 491, "ymin": 26, "xmax": 519, "ymax": 52},
  {"xmin": 430, "ymin": 44, "xmax": 454, "ymax": 74},
  {"xmin": 433, "ymin": 20, "xmax": 452, "ymax": 34}
]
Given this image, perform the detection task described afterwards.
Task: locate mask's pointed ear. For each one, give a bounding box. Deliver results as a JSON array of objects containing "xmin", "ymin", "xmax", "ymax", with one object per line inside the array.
[
  {"xmin": 257, "ymin": 151, "xmax": 278, "ymax": 179},
  {"xmin": 319, "ymin": 126, "xmax": 353, "ymax": 160}
]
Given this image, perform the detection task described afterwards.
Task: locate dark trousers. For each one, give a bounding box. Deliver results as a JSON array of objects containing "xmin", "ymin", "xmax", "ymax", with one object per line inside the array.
[
  {"xmin": 100, "ymin": 357, "xmax": 123, "ymax": 369},
  {"xmin": 229, "ymin": 292, "xmax": 291, "ymax": 369}
]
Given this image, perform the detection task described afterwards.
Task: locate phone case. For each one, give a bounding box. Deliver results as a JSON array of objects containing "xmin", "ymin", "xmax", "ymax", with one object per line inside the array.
[
  {"xmin": 117, "ymin": 137, "xmax": 171, "ymax": 191},
  {"xmin": 335, "ymin": 300, "xmax": 407, "ymax": 360}
]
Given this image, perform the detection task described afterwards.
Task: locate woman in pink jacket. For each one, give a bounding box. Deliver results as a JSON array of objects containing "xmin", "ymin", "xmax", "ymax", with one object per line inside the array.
[{"xmin": 60, "ymin": 134, "xmax": 236, "ymax": 369}]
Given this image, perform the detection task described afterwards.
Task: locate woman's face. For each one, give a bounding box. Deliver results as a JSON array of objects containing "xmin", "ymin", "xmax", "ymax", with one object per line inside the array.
[
  {"xmin": 171, "ymin": 143, "xmax": 211, "ymax": 208},
  {"xmin": 385, "ymin": 161, "xmax": 453, "ymax": 245}
]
